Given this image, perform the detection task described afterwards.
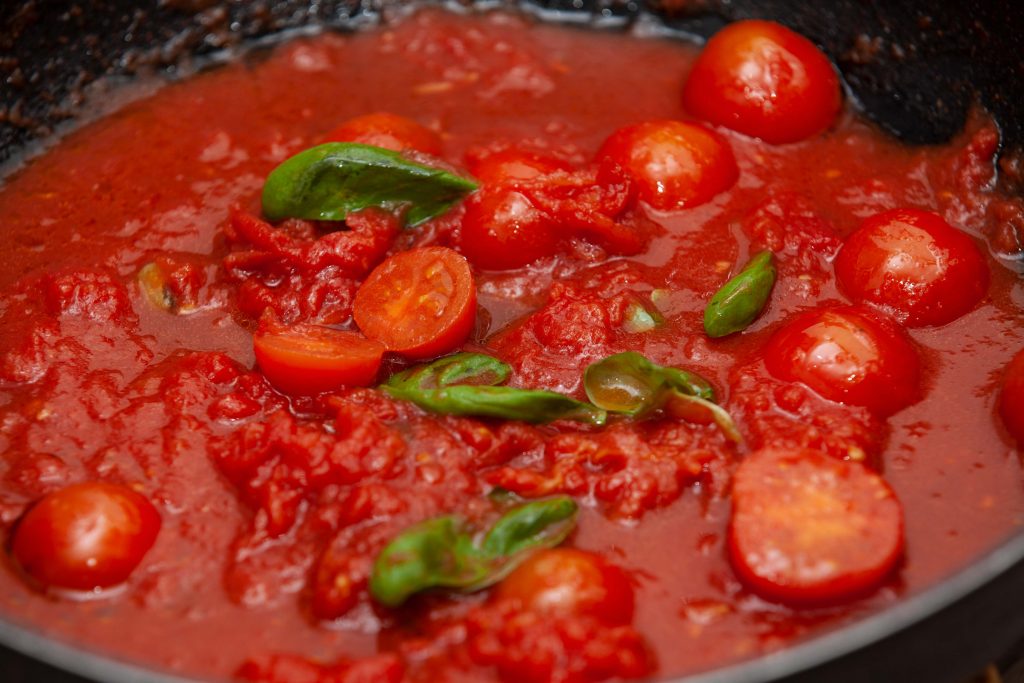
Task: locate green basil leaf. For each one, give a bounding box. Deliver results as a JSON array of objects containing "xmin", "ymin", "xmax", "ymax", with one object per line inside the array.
[
  {"xmin": 261, "ymin": 142, "xmax": 478, "ymax": 226},
  {"xmin": 703, "ymin": 251, "xmax": 776, "ymax": 338},
  {"xmin": 369, "ymin": 497, "xmax": 578, "ymax": 607},
  {"xmin": 583, "ymin": 352, "xmax": 715, "ymax": 417},
  {"xmin": 384, "ymin": 354, "xmax": 607, "ymax": 425},
  {"xmin": 665, "ymin": 392, "xmax": 743, "ymax": 444}
]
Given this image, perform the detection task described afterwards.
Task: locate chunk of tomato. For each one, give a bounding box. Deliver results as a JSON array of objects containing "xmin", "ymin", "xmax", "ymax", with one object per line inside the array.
[
  {"xmin": 728, "ymin": 448, "xmax": 904, "ymax": 604},
  {"xmin": 324, "ymin": 112, "xmax": 443, "ymax": 156},
  {"xmin": 495, "ymin": 548, "xmax": 634, "ymax": 626},
  {"xmin": 596, "ymin": 120, "xmax": 738, "ymax": 210},
  {"xmin": 253, "ymin": 321, "xmax": 386, "ymax": 395},
  {"xmin": 1000, "ymin": 349, "xmax": 1024, "ymax": 445},
  {"xmin": 353, "ymin": 246, "xmax": 477, "ymax": 359},
  {"xmin": 11, "ymin": 482, "xmax": 161, "ymax": 591},
  {"xmin": 682, "ymin": 20, "xmax": 841, "ymax": 144},
  {"xmin": 763, "ymin": 306, "xmax": 920, "ymax": 416},
  {"xmin": 835, "ymin": 208, "xmax": 989, "ymax": 327},
  {"xmin": 458, "ymin": 188, "xmax": 560, "ymax": 270}
]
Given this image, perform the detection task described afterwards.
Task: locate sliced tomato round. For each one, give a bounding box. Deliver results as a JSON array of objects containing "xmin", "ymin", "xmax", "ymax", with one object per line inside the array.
[
  {"xmin": 496, "ymin": 548, "xmax": 634, "ymax": 625},
  {"xmin": 835, "ymin": 208, "xmax": 989, "ymax": 327},
  {"xmin": 763, "ymin": 305, "xmax": 920, "ymax": 416},
  {"xmin": 1000, "ymin": 349, "xmax": 1024, "ymax": 445},
  {"xmin": 458, "ymin": 188, "xmax": 560, "ymax": 270},
  {"xmin": 353, "ymin": 246, "xmax": 477, "ymax": 359},
  {"xmin": 728, "ymin": 448, "xmax": 904, "ymax": 604},
  {"xmin": 12, "ymin": 482, "xmax": 161, "ymax": 591},
  {"xmin": 682, "ymin": 20, "xmax": 842, "ymax": 144},
  {"xmin": 596, "ymin": 120, "xmax": 738, "ymax": 210},
  {"xmin": 253, "ymin": 321, "xmax": 386, "ymax": 395},
  {"xmin": 324, "ymin": 112, "xmax": 443, "ymax": 156}
]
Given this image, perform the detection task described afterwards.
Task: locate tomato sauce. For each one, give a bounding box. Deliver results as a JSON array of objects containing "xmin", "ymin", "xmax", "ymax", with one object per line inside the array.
[{"xmin": 1, "ymin": 7, "xmax": 1023, "ymax": 682}]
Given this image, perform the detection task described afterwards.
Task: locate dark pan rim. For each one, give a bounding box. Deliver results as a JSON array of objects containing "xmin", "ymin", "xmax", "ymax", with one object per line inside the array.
[{"xmin": 2, "ymin": 526, "xmax": 1024, "ymax": 683}]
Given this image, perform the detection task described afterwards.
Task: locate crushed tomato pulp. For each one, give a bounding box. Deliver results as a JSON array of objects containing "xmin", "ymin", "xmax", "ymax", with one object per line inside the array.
[{"xmin": 1, "ymin": 8, "xmax": 1024, "ymax": 683}]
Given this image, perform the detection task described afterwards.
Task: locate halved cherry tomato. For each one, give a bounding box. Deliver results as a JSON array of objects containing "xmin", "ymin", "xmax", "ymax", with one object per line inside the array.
[
  {"xmin": 353, "ymin": 246, "xmax": 476, "ymax": 359},
  {"xmin": 253, "ymin": 321, "xmax": 386, "ymax": 395},
  {"xmin": 596, "ymin": 120, "xmax": 738, "ymax": 210},
  {"xmin": 682, "ymin": 20, "xmax": 841, "ymax": 144},
  {"xmin": 12, "ymin": 482, "xmax": 161, "ymax": 591},
  {"xmin": 324, "ymin": 112, "xmax": 443, "ymax": 156},
  {"xmin": 468, "ymin": 149, "xmax": 572, "ymax": 185},
  {"xmin": 728, "ymin": 448, "xmax": 904, "ymax": 604},
  {"xmin": 764, "ymin": 305, "xmax": 920, "ymax": 416},
  {"xmin": 459, "ymin": 189, "xmax": 560, "ymax": 270},
  {"xmin": 1000, "ymin": 349, "xmax": 1024, "ymax": 445},
  {"xmin": 835, "ymin": 208, "xmax": 989, "ymax": 327},
  {"xmin": 495, "ymin": 548, "xmax": 634, "ymax": 626}
]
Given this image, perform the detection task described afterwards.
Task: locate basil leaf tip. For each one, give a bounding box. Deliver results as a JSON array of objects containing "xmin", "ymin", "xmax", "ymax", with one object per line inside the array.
[
  {"xmin": 261, "ymin": 142, "xmax": 477, "ymax": 226},
  {"xmin": 704, "ymin": 251, "xmax": 776, "ymax": 338},
  {"xmin": 369, "ymin": 496, "xmax": 578, "ymax": 607}
]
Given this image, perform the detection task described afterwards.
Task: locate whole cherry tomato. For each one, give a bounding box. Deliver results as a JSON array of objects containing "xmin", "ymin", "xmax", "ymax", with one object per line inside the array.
[
  {"xmin": 1000, "ymin": 349, "xmax": 1024, "ymax": 445},
  {"xmin": 764, "ymin": 305, "xmax": 920, "ymax": 416},
  {"xmin": 682, "ymin": 20, "xmax": 841, "ymax": 144},
  {"xmin": 597, "ymin": 120, "xmax": 738, "ymax": 210},
  {"xmin": 496, "ymin": 548, "xmax": 634, "ymax": 625},
  {"xmin": 11, "ymin": 482, "xmax": 161, "ymax": 591},
  {"xmin": 459, "ymin": 189, "xmax": 560, "ymax": 270},
  {"xmin": 835, "ymin": 208, "xmax": 988, "ymax": 327},
  {"xmin": 324, "ymin": 112, "xmax": 443, "ymax": 156}
]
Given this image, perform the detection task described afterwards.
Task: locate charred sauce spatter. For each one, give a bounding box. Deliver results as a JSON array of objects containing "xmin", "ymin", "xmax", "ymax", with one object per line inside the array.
[{"xmin": 0, "ymin": 7, "xmax": 1023, "ymax": 683}]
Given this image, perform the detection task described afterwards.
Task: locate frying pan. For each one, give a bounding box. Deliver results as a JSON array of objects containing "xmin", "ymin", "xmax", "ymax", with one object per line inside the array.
[{"xmin": 2, "ymin": 1, "xmax": 1023, "ymax": 681}]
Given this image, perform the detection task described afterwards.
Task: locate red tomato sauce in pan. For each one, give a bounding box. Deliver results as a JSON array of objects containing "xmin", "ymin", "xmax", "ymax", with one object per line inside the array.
[{"xmin": 1, "ymin": 8, "xmax": 1023, "ymax": 682}]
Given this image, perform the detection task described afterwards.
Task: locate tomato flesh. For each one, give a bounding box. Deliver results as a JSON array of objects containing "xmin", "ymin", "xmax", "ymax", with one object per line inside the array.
[
  {"xmin": 728, "ymin": 448, "xmax": 904, "ymax": 604},
  {"xmin": 682, "ymin": 20, "xmax": 841, "ymax": 144},
  {"xmin": 324, "ymin": 112, "xmax": 443, "ymax": 156},
  {"xmin": 596, "ymin": 120, "xmax": 738, "ymax": 210},
  {"xmin": 763, "ymin": 306, "xmax": 920, "ymax": 416},
  {"xmin": 11, "ymin": 482, "xmax": 161, "ymax": 591},
  {"xmin": 1001, "ymin": 349, "xmax": 1024, "ymax": 445},
  {"xmin": 353, "ymin": 246, "xmax": 477, "ymax": 359},
  {"xmin": 495, "ymin": 548, "xmax": 635, "ymax": 626},
  {"xmin": 835, "ymin": 208, "xmax": 989, "ymax": 327},
  {"xmin": 253, "ymin": 321, "xmax": 386, "ymax": 395}
]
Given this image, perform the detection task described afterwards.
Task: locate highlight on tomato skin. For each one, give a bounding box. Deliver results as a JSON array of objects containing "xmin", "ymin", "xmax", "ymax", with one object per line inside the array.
[
  {"xmin": 253, "ymin": 320, "xmax": 386, "ymax": 395},
  {"xmin": 495, "ymin": 548, "xmax": 635, "ymax": 626},
  {"xmin": 1000, "ymin": 349, "xmax": 1024, "ymax": 446},
  {"xmin": 323, "ymin": 112, "xmax": 444, "ymax": 157},
  {"xmin": 835, "ymin": 208, "xmax": 989, "ymax": 327},
  {"xmin": 763, "ymin": 305, "xmax": 921, "ymax": 416},
  {"xmin": 682, "ymin": 20, "xmax": 842, "ymax": 144},
  {"xmin": 596, "ymin": 120, "xmax": 739, "ymax": 211},
  {"xmin": 353, "ymin": 246, "xmax": 477, "ymax": 360},
  {"xmin": 728, "ymin": 448, "xmax": 904, "ymax": 605},
  {"xmin": 11, "ymin": 482, "xmax": 161, "ymax": 592}
]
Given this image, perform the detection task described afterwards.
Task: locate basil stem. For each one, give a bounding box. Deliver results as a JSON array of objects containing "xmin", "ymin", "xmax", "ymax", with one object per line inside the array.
[
  {"xmin": 703, "ymin": 251, "xmax": 777, "ymax": 338},
  {"xmin": 369, "ymin": 496, "xmax": 578, "ymax": 607},
  {"xmin": 584, "ymin": 352, "xmax": 740, "ymax": 442},
  {"xmin": 261, "ymin": 142, "xmax": 478, "ymax": 226},
  {"xmin": 383, "ymin": 353, "xmax": 607, "ymax": 425}
]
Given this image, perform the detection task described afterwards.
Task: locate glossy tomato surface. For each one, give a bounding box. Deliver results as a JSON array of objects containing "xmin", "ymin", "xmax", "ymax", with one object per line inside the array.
[
  {"xmin": 835, "ymin": 208, "xmax": 989, "ymax": 327},
  {"xmin": 324, "ymin": 112, "xmax": 443, "ymax": 156},
  {"xmin": 682, "ymin": 20, "xmax": 841, "ymax": 144},
  {"xmin": 1001, "ymin": 349, "xmax": 1024, "ymax": 445},
  {"xmin": 11, "ymin": 483, "xmax": 161, "ymax": 591},
  {"xmin": 253, "ymin": 322, "xmax": 386, "ymax": 394},
  {"xmin": 763, "ymin": 306, "xmax": 921, "ymax": 415}
]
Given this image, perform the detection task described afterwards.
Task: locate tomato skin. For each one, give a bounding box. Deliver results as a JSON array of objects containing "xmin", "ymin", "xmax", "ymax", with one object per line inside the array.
[
  {"xmin": 11, "ymin": 482, "xmax": 161, "ymax": 591},
  {"xmin": 253, "ymin": 321, "xmax": 385, "ymax": 395},
  {"xmin": 763, "ymin": 305, "xmax": 920, "ymax": 416},
  {"xmin": 495, "ymin": 548, "xmax": 634, "ymax": 626},
  {"xmin": 682, "ymin": 20, "xmax": 841, "ymax": 144},
  {"xmin": 468, "ymin": 149, "xmax": 572, "ymax": 185},
  {"xmin": 459, "ymin": 189, "xmax": 560, "ymax": 270},
  {"xmin": 835, "ymin": 208, "xmax": 989, "ymax": 327},
  {"xmin": 728, "ymin": 448, "xmax": 904, "ymax": 605},
  {"xmin": 596, "ymin": 120, "xmax": 738, "ymax": 210},
  {"xmin": 353, "ymin": 246, "xmax": 477, "ymax": 359},
  {"xmin": 324, "ymin": 112, "xmax": 443, "ymax": 156},
  {"xmin": 1000, "ymin": 350, "xmax": 1024, "ymax": 445}
]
